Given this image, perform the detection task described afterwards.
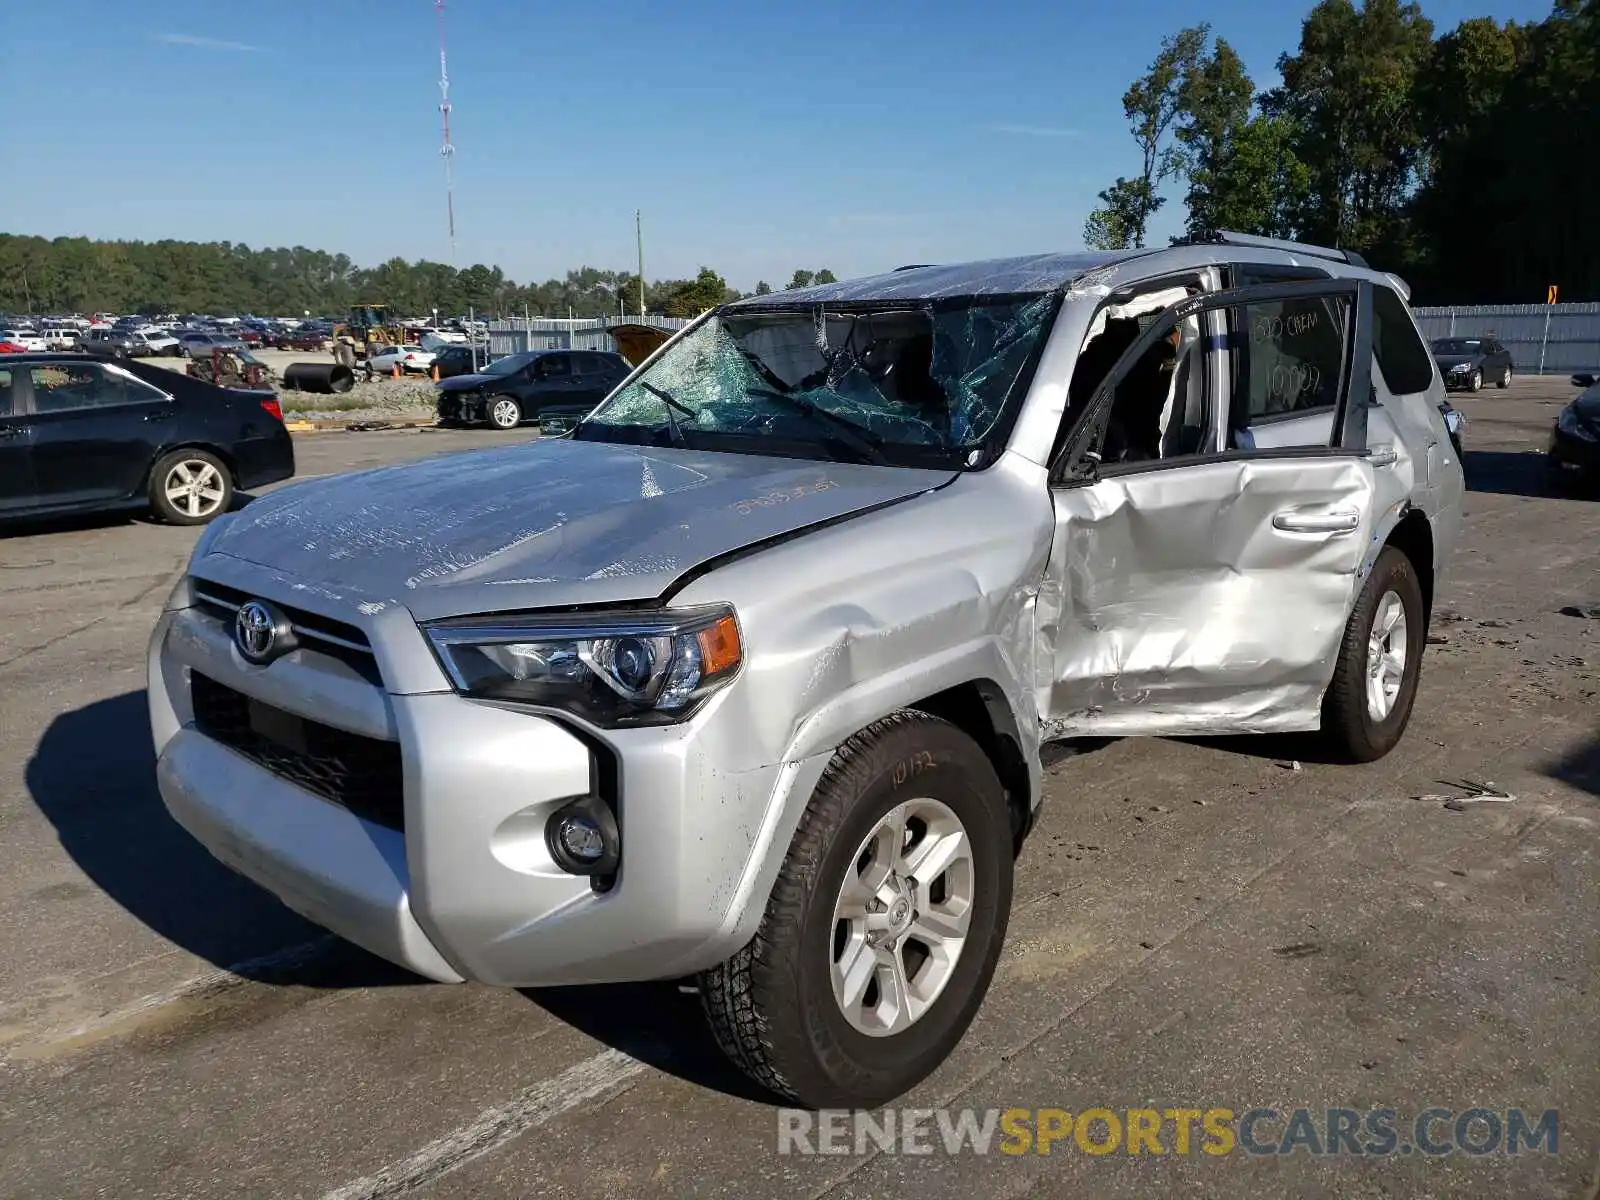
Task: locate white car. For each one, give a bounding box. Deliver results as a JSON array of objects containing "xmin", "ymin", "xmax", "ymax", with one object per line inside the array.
[
  {"xmin": 367, "ymin": 345, "xmax": 436, "ymax": 375},
  {"xmin": 418, "ymin": 330, "xmax": 468, "ymax": 352},
  {"xmin": 0, "ymin": 329, "xmax": 48, "ymax": 352},
  {"xmin": 42, "ymin": 327, "xmax": 81, "ymax": 350},
  {"xmin": 131, "ymin": 329, "xmax": 182, "ymax": 356}
]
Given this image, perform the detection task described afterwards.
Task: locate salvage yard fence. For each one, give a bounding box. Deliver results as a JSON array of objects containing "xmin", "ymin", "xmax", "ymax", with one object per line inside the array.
[
  {"xmin": 1411, "ymin": 303, "xmax": 1600, "ymax": 375},
  {"xmin": 479, "ymin": 306, "xmax": 1600, "ymax": 377},
  {"xmin": 484, "ymin": 314, "xmax": 689, "ymax": 358}
]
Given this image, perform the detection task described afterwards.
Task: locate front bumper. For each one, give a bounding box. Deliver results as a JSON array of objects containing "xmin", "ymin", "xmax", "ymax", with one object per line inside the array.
[
  {"xmin": 435, "ymin": 391, "xmax": 487, "ymax": 423},
  {"xmin": 149, "ymin": 598, "xmax": 813, "ymax": 987},
  {"xmin": 1549, "ymin": 424, "xmax": 1600, "ymax": 480}
]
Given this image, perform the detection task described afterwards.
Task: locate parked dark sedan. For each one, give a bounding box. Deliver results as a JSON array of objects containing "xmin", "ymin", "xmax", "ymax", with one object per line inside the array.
[
  {"xmin": 430, "ymin": 344, "xmax": 486, "ymax": 380},
  {"xmin": 1431, "ymin": 336, "xmax": 1514, "ymax": 392},
  {"xmin": 433, "ymin": 348, "xmax": 630, "ymax": 429},
  {"xmin": 0, "ymin": 354, "xmax": 294, "ymax": 526},
  {"xmin": 1549, "ymin": 372, "xmax": 1600, "ymax": 490},
  {"xmin": 273, "ymin": 328, "xmax": 329, "ymax": 352}
]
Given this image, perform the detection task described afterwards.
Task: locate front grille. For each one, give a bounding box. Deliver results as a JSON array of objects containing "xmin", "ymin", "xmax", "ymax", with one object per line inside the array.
[
  {"xmin": 191, "ymin": 578, "xmax": 379, "ymax": 682},
  {"xmin": 190, "ymin": 672, "xmax": 405, "ymax": 831}
]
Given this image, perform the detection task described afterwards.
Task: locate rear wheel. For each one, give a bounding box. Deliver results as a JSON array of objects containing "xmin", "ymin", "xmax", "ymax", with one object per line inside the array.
[
  {"xmin": 488, "ymin": 396, "xmax": 523, "ymax": 430},
  {"xmin": 700, "ymin": 711, "xmax": 1013, "ymax": 1109},
  {"xmin": 149, "ymin": 450, "xmax": 233, "ymax": 525},
  {"xmin": 1321, "ymin": 546, "xmax": 1425, "ymax": 762}
]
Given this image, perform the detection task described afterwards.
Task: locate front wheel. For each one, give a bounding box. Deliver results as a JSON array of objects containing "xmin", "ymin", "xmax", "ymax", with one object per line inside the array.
[
  {"xmin": 700, "ymin": 711, "xmax": 1013, "ymax": 1109},
  {"xmin": 1321, "ymin": 545, "xmax": 1425, "ymax": 762},
  {"xmin": 149, "ymin": 449, "xmax": 234, "ymax": 525},
  {"xmin": 488, "ymin": 395, "xmax": 523, "ymax": 430},
  {"xmin": 1498, "ymin": 365, "xmax": 1513, "ymax": 389},
  {"xmin": 1467, "ymin": 368, "xmax": 1483, "ymax": 392}
]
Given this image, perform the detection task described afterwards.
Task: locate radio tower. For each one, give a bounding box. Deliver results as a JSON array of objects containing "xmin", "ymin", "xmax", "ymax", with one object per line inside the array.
[{"xmin": 435, "ymin": 0, "xmax": 457, "ymax": 262}]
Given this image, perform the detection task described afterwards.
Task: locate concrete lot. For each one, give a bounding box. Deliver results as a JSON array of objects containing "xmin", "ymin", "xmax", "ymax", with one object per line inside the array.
[{"xmin": 0, "ymin": 381, "xmax": 1595, "ymax": 1198}]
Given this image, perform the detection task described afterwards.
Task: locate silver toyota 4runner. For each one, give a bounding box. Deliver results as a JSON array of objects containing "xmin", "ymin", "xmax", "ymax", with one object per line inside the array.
[{"xmin": 149, "ymin": 233, "xmax": 1465, "ymax": 1108}]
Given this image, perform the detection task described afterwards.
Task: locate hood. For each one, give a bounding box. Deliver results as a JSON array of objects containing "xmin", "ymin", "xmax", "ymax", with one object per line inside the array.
[
  {"xmin": 436, "ymin": 372, "xmax": 508, "ymax": 393},
  {"xmin": 1571, "ymin": 385, "xmax": 1600, "ymax": 420},
  {"xmin": 1433, "ymin": 353, "xmax": 1482, "ymax": 370},
  {"xmin": 199, "ymin": 438, "xmax": 953, "ymax": 621}
]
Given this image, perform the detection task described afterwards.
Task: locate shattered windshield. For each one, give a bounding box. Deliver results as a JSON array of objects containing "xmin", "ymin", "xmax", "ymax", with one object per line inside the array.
[{"xmin": 575, "ymin": 295, "xmax": 1056, "ymax": 468}]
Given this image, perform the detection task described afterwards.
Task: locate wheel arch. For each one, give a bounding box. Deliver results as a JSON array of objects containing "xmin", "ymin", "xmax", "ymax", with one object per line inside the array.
[
  {"xmin": 905, "ymin": 680, "xmax": 1038, "ymax": 853},
  {"xmin": 1382, "ymin": 506, "xmax": 1435, "ymax": 625},
  {"xmin": 149, "ymin": 440, "xmax": 238, "ymax": 487}
]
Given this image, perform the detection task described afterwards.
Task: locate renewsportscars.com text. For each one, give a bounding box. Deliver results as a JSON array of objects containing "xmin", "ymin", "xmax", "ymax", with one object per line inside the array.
[{"xmin": 778, "ymin": 1106, "xmax": 1559, "ymax": 1158}]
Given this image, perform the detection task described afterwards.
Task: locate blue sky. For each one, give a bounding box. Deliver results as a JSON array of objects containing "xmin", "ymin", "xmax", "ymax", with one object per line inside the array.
[{"xmin": 1, "ymin": 0, "xmax": 1554, "ymax": 290}]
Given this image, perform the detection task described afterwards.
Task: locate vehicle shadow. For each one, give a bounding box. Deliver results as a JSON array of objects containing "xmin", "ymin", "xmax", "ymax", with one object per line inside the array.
[
  {"xmin": 1176, "ymin": 731, "xmax": 1347, "ymax": 766},
  {"xmin": 1461, "ymin": 449, "xmax": 1582, "ymax": 499},
  {"xmin": 1545, "ymin": 734, "xmax": 1600, "ymax": 799},
  {"xmin": 0, "ymin": 494, "xmax": 256, "ymax": 539},
  {"xmin": 522, "ymin": 980, "xmax": 782, "ymax": 1104},
  {"xmin": 25, "ymin": 689, "xmax": 405, "ymax": 985}
]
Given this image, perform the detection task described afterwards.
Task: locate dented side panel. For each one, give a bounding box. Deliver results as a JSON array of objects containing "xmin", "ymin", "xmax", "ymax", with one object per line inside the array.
[{"xmin": 1039, "ymin": 455, "xmax": 1378, "ymax": 736}]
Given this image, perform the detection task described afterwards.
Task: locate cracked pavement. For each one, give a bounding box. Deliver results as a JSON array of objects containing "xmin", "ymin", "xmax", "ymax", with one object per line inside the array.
[{"xmin": 0, "ymin": 393, "xmax": 1595, "ymax": 1199}]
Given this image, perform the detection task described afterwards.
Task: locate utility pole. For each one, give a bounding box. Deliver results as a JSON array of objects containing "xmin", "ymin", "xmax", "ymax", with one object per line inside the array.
[{"xmin": 636, "ymin": 209, "xmax": 645, "ymax": 318}]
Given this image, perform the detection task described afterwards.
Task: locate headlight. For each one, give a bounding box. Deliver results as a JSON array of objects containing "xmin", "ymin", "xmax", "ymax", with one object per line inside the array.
[
  {"xmin": 424, "ymin": 605, "xmax": 743, "ymax": 726},
  {"xmin": 1558, "ymin": 408, "xmax": 1598, "ymax": 441},
  {"xmin": 1448, "ymin": 362, "xmax": 1472, "ymax": 374}
]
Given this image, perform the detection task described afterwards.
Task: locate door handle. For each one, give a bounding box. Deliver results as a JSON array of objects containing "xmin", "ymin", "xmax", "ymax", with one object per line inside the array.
[
  {"xmin": 1368, "ymin": 445, "xmax": 1398, "ymax": 467},
  {"xmin": 1273, "ymin": 508, "xmax": 1361, "ymax": 534},
  {"xmin": 143, "ymin": 409, "xmax": 175, "ymax": 423}
]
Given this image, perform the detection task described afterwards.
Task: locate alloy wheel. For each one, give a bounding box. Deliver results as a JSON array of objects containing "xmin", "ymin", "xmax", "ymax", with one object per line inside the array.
[
  {"xmin": 163, "ymin": 460, "xmax": 226, "ymax": 520},
  {"xmin": 1365, "ymin": 590, "xmax": 1408, "ymax": 722},
  {"xmin": 829, "ymin": 797, "xmax": 975, "ymax": 1037}
]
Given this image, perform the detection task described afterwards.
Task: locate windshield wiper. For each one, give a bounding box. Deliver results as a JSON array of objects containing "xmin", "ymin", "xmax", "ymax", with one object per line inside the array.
[
  {"xmin": 745, "ymin": 387, "xmax": 889, "ymax": 465},
  {"xmin": 640, "ymin": 381, "xmax": 692, "ymax": 447}
]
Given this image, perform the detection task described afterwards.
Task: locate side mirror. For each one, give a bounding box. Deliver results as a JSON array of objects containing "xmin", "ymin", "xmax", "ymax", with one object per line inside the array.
[{"xmin": 1572, "ymin": 373, "xmax": 1597, "ymax": 388}]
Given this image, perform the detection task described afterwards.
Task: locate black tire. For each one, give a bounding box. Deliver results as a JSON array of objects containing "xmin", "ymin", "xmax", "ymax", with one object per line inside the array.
[
  {"xmin": 1321, "ymin": 545, "xmax": 1426, "ymax": 762},
  {"xmin": 1497, "ymin": 364, "xmax": 1512, "ymax": 388},
  {"xmin": 699, "ymin": 711, "xmax": 1014, "ymax": 1109},
  {"xmin": 487, "ymin": 395, "xmax": 523, "ymax": 430},
  {"xmin": 1467, "ymin": 368, "xmax": 1482, "ymax": 393},
  {"xmin": 148, "ymin": 449, "xmax": 234, "ymax": 526}
]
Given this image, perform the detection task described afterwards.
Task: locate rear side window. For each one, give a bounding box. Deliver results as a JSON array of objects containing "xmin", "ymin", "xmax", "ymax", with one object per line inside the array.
[
  {"xmin": 1372, "ymin": 285, "xmax": 1434, "ymax": 394},
  {"xmin": 1233, "ymin": 293, "xmax": 1349, "ymax": 421},
  {"xmin": 0, "ymin": 369, "xmax": 12, "ymax": 417}
]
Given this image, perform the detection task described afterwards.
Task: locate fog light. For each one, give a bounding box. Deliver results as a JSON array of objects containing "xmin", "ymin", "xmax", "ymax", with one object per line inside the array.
[{"xmin": 545, "ymin": 795, "xmax": 620, "ymax": 876}]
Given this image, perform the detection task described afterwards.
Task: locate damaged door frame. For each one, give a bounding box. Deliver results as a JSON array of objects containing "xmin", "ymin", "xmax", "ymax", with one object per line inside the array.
[
  {"xmin": 1035, "ymin": 277, "xmax": 1381, "ymax": 739},
  {"xmin": 1052, "ymin": 277, "xmax": 1376, "ymax": 485}
]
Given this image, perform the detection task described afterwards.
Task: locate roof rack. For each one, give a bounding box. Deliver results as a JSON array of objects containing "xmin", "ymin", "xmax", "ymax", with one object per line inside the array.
[{"xmin": 1180, "ymin": 230, "xmax": 1369, "ymax": 269}]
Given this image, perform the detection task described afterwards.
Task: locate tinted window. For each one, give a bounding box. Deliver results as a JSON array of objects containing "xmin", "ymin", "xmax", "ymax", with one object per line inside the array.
[
  {"xmin": 536, "ymin": 354, "xmax": 571, "ymax": 378},
  {"xmin": 573, "ymin": 352, "xmax": 618, "ymax": 375},
  {"xmin": 0, "ymin": 369, "xmax": 12, "ymax": 417},
  {"xmin": 1233, "ymin": 294, "xmax": 1349, "ymax": 421},
  {"xmin": 30, "ymin": 364, "xmax": 165, "ymax": 412},
  {"xmin": 1373, "ymin": 286, "xmax": 1435, "ymax": 394}
]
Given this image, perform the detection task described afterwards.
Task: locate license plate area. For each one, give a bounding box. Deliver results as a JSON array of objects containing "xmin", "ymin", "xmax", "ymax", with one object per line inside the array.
[{"xmin": 248, "ymin": 698, "xmax": 310, "ymax": 755}]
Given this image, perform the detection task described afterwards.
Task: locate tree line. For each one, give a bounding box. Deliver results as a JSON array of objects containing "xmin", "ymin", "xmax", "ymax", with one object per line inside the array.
[
  {"xmin": 1085, "ymin": 0, "xmax": 1598, "ymax": 303},
  {"xmin": 0, "ymin": 234, "xmax": 838, "ymax": 319}
]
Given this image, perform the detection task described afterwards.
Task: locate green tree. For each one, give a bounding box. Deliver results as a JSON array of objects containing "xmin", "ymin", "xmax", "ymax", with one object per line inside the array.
[
  {"xmin": 1083, "ymin": 178, "xmax": 1154, "ymax": 250},
  {"xmin": 786, "ymin": 269, "xmax": 815, "ymax": 290},
  {"xmin": 1263, "ymin": 0, "xmax": 1435, "ymax": 250},
  {"xmin": 1084, "ymin": 26, "xmax": 1208, "ymax": 249},
  {"xmin": 662, "ymin": 267, "xmax": 732, "ymax": 317},
  {"xmin": 814, "ymin": 268, "xmax": 838, "ymax": 284},
  {"xmin": 753, "ymin": 280, "xmax": 773, "ymax": 295}
]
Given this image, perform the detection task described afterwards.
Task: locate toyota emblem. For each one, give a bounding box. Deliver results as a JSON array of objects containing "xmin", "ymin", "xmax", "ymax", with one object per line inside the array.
[{"xmin": 234, "ymin": 600, "xmax": 294, "ymax": 664}]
